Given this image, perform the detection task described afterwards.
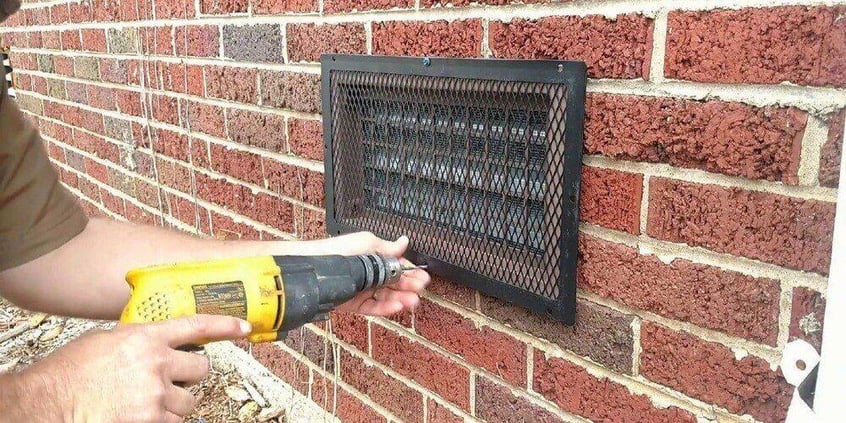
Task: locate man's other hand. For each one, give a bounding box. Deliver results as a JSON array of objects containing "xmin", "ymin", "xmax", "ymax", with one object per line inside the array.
[
  {"xmin": 3, "ymin": 315, "xmax": 250, "ymax": 422},
  {"xmin": 325, "ymin": 232, "xmax": 430, "ymax": 316}
]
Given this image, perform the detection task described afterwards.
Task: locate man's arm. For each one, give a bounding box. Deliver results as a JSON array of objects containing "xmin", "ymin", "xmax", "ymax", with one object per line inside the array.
[{"xmin": 0, "ymin": 217, "xmax": 429, "ymax": 320}]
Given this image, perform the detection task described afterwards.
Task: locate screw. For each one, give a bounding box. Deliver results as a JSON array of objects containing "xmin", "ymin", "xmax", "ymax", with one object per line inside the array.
[{"xmin": 423, "ymin": 57, "xmax": 431, "ymax": 67}]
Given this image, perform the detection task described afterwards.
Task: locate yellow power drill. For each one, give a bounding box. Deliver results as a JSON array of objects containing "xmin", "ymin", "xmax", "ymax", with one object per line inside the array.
[{"xmin": 119, "ymin": 254, "xmax": 420, "ymax": 343}]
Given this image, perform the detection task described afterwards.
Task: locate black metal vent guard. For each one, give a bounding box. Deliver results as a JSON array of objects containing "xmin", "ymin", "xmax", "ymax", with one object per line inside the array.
[{"xmin": 322, "ymin": 55, "xmax": 586, "ymax": 324}]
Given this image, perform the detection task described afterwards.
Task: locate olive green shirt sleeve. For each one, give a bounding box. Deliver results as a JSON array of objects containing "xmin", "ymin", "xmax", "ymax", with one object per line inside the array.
[{"xmin": 0, "ymin": 58, "xmax": 89, "ymax": 271}]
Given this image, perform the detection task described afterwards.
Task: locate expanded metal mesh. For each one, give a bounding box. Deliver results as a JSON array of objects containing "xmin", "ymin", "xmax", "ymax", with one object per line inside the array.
[{"xmin": 324, "ymin": 58, "xmax": 583, "ymax": 321}]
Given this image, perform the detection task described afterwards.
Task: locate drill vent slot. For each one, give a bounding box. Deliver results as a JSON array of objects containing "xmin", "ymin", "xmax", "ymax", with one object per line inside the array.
[{"xmin": 322, "ymin": 56, "xmax": 586, "ymax": 323}]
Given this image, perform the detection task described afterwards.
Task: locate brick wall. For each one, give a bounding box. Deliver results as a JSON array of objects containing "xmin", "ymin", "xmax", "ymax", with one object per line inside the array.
[{"xmin": 2, "ymin": 1, "xmax": 843, "ymax": 422}]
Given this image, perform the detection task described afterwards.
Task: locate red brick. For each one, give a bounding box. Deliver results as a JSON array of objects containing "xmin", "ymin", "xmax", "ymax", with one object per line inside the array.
[
  {"xmin": 226, "ymin": 108, "xmax": 286, "ymax": 153},
  {"xmin": 534, "ymin": 353, "xmax": 696, "ymax": 423},
  {"xmin": 141, "ymin": 26, "xmax": 173, "ymax": 55},
  {"xmin": 260, "ymin": 71, "xmax": 321, "ymax": 113},
  {"xmin": 820, "ymin": 109, "xmax": 844, "ymax": 188},
  {"xmin": 287, "ymin": 23, "xmax": 366, "ymax": 62},
  {"xmin": 31, "ymin": 8, "xmax": 50, "ymax": 25},
  {"xmin": 118, "ymin": 0, "xmax": 139, "ymax": 21},
  {"xmin": 580, "ymin": 167, "xmax": 642, "ymax": 234},
  {"xmin": 80, "ymin": 29, "xmax": 107, "ymax": 52},
  {"xmin": 416, "ymin": 299, "xmax": 526, "ymax": 386},
  {"xmin": 296, "ymin": 207, "xmax": 326, "ymax": 240},
  {"xmin": 153, "ymin": 128, "xmax": 190, "ymax": 162},
  {"xmin": 209, "ymin": 144, "xmax": 264, "ymax": 186},
  {"xmin": 101, "ymin": 191, "xmax": 126, "ymax": 215},
  {"xmin": 666, "ymin": 6, "xmax": 846, "ymax": 87},
  {"xmin": 191, "ymin": 138, "xmax": 211, "ymax": 168},
  {"xmin": 491, "ymin": 14, "xmax": 653, "ymax": 79},
  {"xmin": 285, "ymin": 119, "xmax": 322, "ymax": 160},
  {"xmin": 579, "ymin": 234, "xmax": 780, "ymax": 345},
  {"xmin": 158, "ymin": 160, "xmax": 194, "ymax": 193},
  {"xmin": 92, "ymin": 0, "xmax": 120, "ymax": 22},
  {"xmin": 647, "ymin": 178, "xmax": 836, "ymax": 274},
  {"xmin": 340, "ymin": 350, "xmax": 424, "ymax": 422},
  {"xmin": 115, "ymin": 89, "xmax": 143, "ymax": 116},
  {"xmin": 302, "ymin": 170, "xmax": 324, "ymax": 207},
  {"xmin": 66, "ymin": 81, "xmax": 87, "ymax": 104},
  {"xmin": 154, "ymin": 0, "xmax": 193, "ymax": 19},
  {"xmin": 481, "ymin": 295, "xmax": 634, "ymax": 374},
  {"xmin": 210, "ymin": 212, "xmax": 261, "ymax": 240},
  {"xmin": 174, "ymin": 25, "xmax": 219, "ymax": 57},
  {"xmin": 790, "ymin": 287, "xmax": 826, "ymax": 351},
  {"xmin": 87, "ymin": 85, "xmax": 117, "ymax": 111},
  {"xmin": 641, "ymin": 323, "xmax": 791, "ymax": 422},
  {"xmin": 251, "ymin": 0, "xmax": 317, "ymax": 14},
  {"xmin": 42, "ymin": 31, "xmax": 61, "ymax": 49},
  {"xmin": 61, "ymin": 30, "xmax": 81, "ymax": 50},
  {"xmin": 282, "ymin": 326, "xmax": 333, "ymax": 371},
  {"xmin": 205, "ymin": 66, "xmax": 257, "ymax": 104},
  {"xmin": 371, "ymin": 324, "xmax": 470, "ymax": 410},
  {"xmin": 99, "ymin": 59, "xmax": 130, "ymax": 85},
  {"xmin": 426, "ymin": 276, "xmax": 475, "ymax": 309},
  {"xmin": 51, "ymin": 3, "xmax": 70, "ymax": 23},
  {"xmin": 251, "ymin": 343, "xmax": 310, "ymax": 394},
  {"xmin": 200, "ymin": 0, "xmax": 247, "ymax": 14},
  {"xmin": 247, "ymin": 193, "xmax": 295, "ymax": 232},
  {"xmin": 373, "ymin": 20, "xmax": 481, "ymax": 58},
  {"xmin": 261, "ymin": 157, "xmax": 301, "ymax": 199},
  {"xmin": 159, "ymin": 62, "xmax": 203, "ymax": 95},
  {"xmin": 84, "ymin": 159, "xmax": 109, "ymax": 184},
  {"xmin": 324, "ymin": 0, "xmax": 412, "ymax": 13},
  {"xmin": 426, "ymin": 399, "xmax": 462, "ymax": 423},
  {"xmin": 330, "ymin": 311, "xmax": 368, "ymax": 352},
  {"xmin": 185, "ymin": 101, "xmax": 226, "ymax": 137},
  {"xmin": 475, "ymin": 376, "xmax": 561, "ymax": 423},
  {"xmin": 151, "ymin": 94, "xmax": 180, "ymax": 126},
  {"xmin": 585, "ymin": 94, "xmax": 807, "ymax": 183}
]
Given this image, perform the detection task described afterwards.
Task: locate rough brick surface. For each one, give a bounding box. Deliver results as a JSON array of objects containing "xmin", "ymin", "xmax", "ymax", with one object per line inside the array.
[
  {"xmin": 296, "ymin": 207, "xmax": 326, "ymax": 240},
  {"xmin": 331, "ymin": 311, "xmax": 368, "ymax": 352},
  {"xmin": 288, "ymin": 119, "xmax": 323, "ymax": 160},
  {"xmin": 476, "ymin": 376, "xmax": 562, "ymax": 423},
  {"xmin": 481, "ymin": 296, "xmax": 634, "ymax": 374},
  {"xmin": 820, "ymin": 109, "xmax": 844, "ymax": 188},
  {"xmin": 252, "ymin": 0, "xmax": 318, "ymax": 14},
  {"xmin": 580, "ymin": 166, "xmax": 642, "ymax": 234},
  {"xmin": 205, "ymin": 66, "xmax": 257, "ymax": 104},
  {"xmin": 74, "ymin": 56, "xmax": 101, "ymax": 80},
  {"xmin": 585, "ymin": 94, "xmax": 807, "ymax": 183},
  {"xmin": 81, "ymin": 29, "xmax": 108, "ymax": 52},
  {"xmin": 647, "ymin": 178, "xmax": 836, "ymax": 274},
  {"xmin": 251, "ymin": 343, "xmax": 310, "ymax": 394},
  {"xmin": 640, "ymin": 323, "xmax": 791, "ymax": 422},
  {"xmin": 201, "ymin": 0, "xmax": 248, "ymax": 14},
  {"xmin": 371, "ymin": 324, "xmax": 470, "ymax": 410},
  {"xmin": 223, "ymin": 24, "xmax": 284, "ymax": 63},
  {"xmin": 665, "ymin": 6, "xmax": 846, "ymax": 87},
  {"xmin": 226, "ymin": 108, "xmax": 286, "ymax": 153},
  {"xmin": 108, "ymin": 28, "xmax": 139, "ymax": 54},
  {"xmin": 340, "ymin": 350, "xmax": 424, "ymax": 422},
  {"xmin": 154, "ymin": 0, "xmax": 193, "ymax": 19},
  {"xmin": 260, "ymin": 71, "xmax": 321, "ymax": 113},
  {"xmin": 210, "ymin": 144, "xmax": 264, "ymax": 186},
  {"xmin": 312, "ymin": 374, "xmax": 389, "ymax": 423},
  {"xmin": 789, "ymin": 287, "xmax": 826, "ymax": 351},
  {"xmin": 174, "ymin": 25, "xmax": 220, "ymax": 57},
  {"xmin": 534, "ymin": 353, "xmax": 695, "ymax": 422},
  {"xmin": 185, "ymin": 101, "xmax": 225, "ymax": 137},
  {"xmin": 426, "ymin": 276, "xmax": 476, "ymax": 309},
  {"xmin": 287, "ymin": 23, "xmax": 366, "ymax": 62},
  {"xmin": 579, "ymin": 235, "xmax": 780, "ymax": 345},
  {"xmin": 324, "ymin": 0, "xmax": 413, "ymax": 13},
  {"xmin": 491, "ymin": 14, "xmax": 653, "ymax": 79},
  {"xmin": 282, "ymin": 326, "xmax": 333, "ymax": 372},
  {"xmin": 373, "ymin": 20, "xmax": 482, "ymax": 58},
  {"xmin": 415, "ymin": 299, "xmax": 526, "ymax": 386},
  {"xmin": 427, "ymin": 399, "xmax": 463, "ymax": 423}
]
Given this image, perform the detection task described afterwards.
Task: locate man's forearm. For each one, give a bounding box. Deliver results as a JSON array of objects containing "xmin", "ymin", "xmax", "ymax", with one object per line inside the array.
[
  {"xmin": 0, "ymin": 369, "xmax": 62, "ymax": 422},
  {"xmin": 0, "ymin": 217, "xmax": 352, "ymax": 320}
]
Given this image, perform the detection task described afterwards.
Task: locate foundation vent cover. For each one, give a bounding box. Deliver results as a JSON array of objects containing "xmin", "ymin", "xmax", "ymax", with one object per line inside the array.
[{"xmin": 322, "ymin": 55, "xmax": 586, "ymax": 323}]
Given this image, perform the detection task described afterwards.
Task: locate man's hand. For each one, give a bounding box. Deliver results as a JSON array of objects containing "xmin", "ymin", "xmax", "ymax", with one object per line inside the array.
[
  {"xmin": 299, "ymin": 232, "xmax": 430, "ymax": 316},
  {"xmin": 0, "ymin": 315, "xmax": 250, "ymax": 423}
]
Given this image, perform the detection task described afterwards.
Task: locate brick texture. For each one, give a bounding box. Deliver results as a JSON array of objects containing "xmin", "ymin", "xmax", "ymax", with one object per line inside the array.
[
  {"xmin": 647, "ymin": 178, "xmax": 835, "ymax": 274},
  {"xmin": 665, "ymin": 6, "xmax": 846, "ymax": 87},
  {"xmin": 324, "ymin": 0, "xmax": 413, "ymax": 13},
  {"xmin": 579, "ymin": 166, "xmax": 642, "ymax": 234},
  {"xmin": 534, "ymin": 353, "xmax": 696, "ymax": 422},
  {"xmin": 287, "ymin": 23, "xmax": 366, "ymax": 63},
  {"xmin": 373, "ymin": 20, "xmax": 482, "ymax": 58},
  {"xmin": 579, "ymin": 235, "xmax": 781, "ymax": 345},
  {"xmin": 259, "ymin": 71, "xmax": 321, "ymax": 113},
  {"xmin": 491, "ymin": 14, "xmax": 653, "ymax": 79},
  {"xmin": 476, "ymin": 376, "xmax": 563, "ymax": 423},
  {"xmin": 174, "ymin": 25, "xmax": 220, "ymax": 57},
  {"xmin": 585, "ymin": 94, "xmax": 806, "ymax": 183},
  {"xmin": 640, "ymin": 323, "xmax": 791, "ymax": 422},
  {"xmin": 222, "ymin": 24, "xmax": 284, "ymax": 63},
  {"xmin": 820, "ymin": 109, "xmax": 844, "ymax": 188},
  {"xmin": 340, "ymin": 351, "xmax": 424, "ymax": 422},
  {"xmin": 252, "ymin": 0, "xmax": 318, "ymax": 14},
  {"xmin": 789, "ymin": 287, "xmax": 826, "ymax": 351},
  {"xmin": 288, "ymin": 119, "xmax": 323, "ymax": 161},
  {"xmin": 226, "ymin": 108, "xmax": 286, "ymax": 153}
]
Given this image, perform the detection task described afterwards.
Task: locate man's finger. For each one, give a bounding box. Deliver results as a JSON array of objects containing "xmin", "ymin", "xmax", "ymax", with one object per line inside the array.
[
  {"xmin": 163, "ymin": 412, "xmax": 183, "ymax": 423},
  {"xmin": 359, "ymin": 298, "xmax": 404, "ymax": 316},
  {"xmin": 164, "ymin": 384, "xmax": 197, "ymax": 417},
  {"xmin": 167, "ymin": 350, "xmax": 210, "ymax": 385},
  {"xmin": 148, "ymin": 315, "xmax": 251, "ymax": 348},
  {"xmin": 374, "ymin": 289, "xmax": 420, "ymax": 310},
  {"xmin": 375, "ymin": 235, "xmax": 409, "ymax": 258}
]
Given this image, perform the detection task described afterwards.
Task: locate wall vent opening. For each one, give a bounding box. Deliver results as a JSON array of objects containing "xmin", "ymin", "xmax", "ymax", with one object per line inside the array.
[{"xmin": 322, "ymin": 55, "xmax": 587, "ymax": 323}]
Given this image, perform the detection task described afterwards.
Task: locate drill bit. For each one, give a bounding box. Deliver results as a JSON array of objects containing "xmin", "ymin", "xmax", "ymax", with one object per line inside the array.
[{"xmin": 402, "ymin": 264, "xmax": 428, "ymax": 271}]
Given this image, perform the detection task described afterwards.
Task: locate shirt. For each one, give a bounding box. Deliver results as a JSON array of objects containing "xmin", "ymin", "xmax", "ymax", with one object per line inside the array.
[{"xmin": 0, "ymin": 44, "xmax": 89, "ymax": 270}]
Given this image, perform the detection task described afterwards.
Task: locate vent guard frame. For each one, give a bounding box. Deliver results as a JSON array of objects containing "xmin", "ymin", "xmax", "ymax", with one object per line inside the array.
[{"xmin": 321, "ymin": 55, "xmax": 587, "ymax": 324}]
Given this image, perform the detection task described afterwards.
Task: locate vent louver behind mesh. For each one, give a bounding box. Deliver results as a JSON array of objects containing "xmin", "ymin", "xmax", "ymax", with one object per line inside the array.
[{"xmin": 322, "ymin": 55, "xmax": 586, "ymax": 323}]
